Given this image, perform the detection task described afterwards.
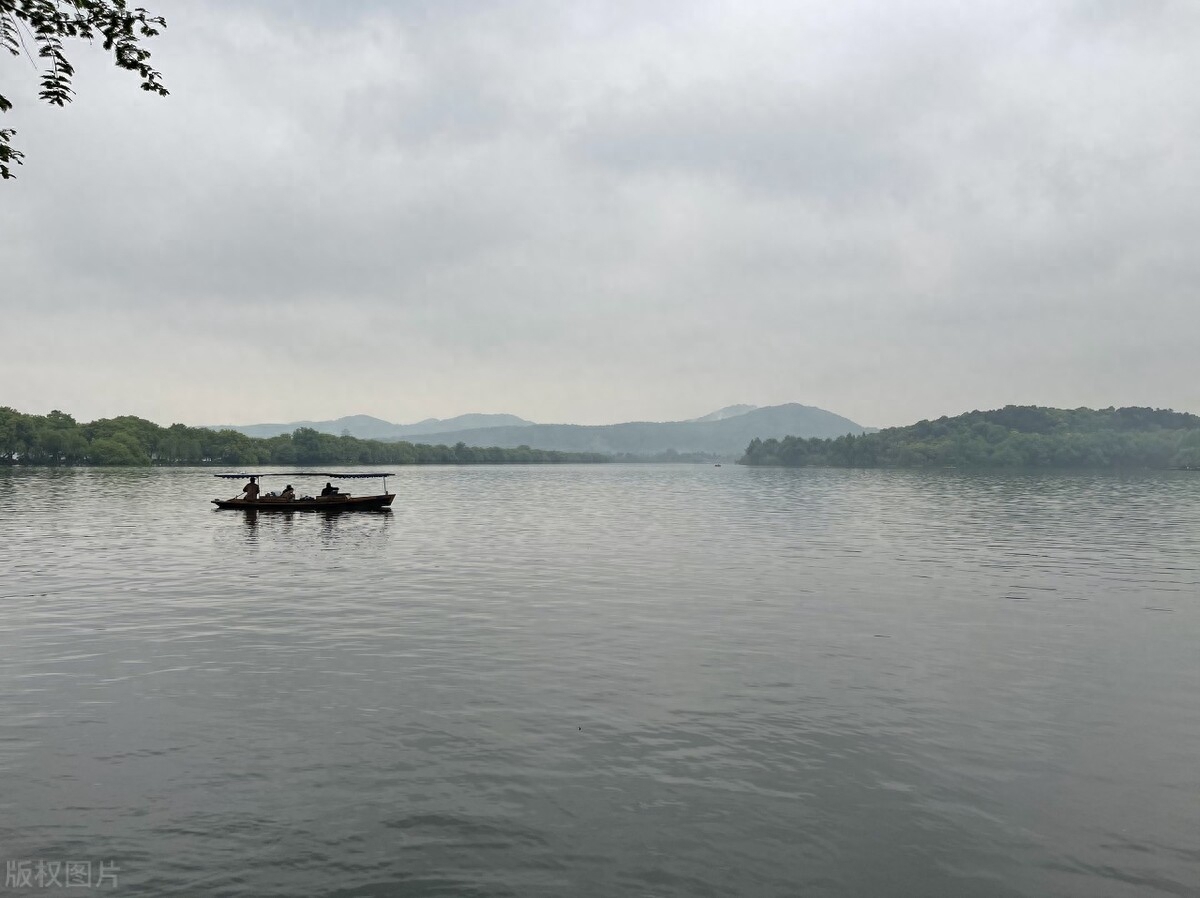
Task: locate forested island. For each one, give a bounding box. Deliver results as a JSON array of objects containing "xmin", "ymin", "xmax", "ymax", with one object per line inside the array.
[
  {"xmin": 741, "ymin": 406, "xmax": 1200, "ymax": 469},
  {"xmin": 0, "ymin": 408, "xmax": 610, "ymax": 466}
]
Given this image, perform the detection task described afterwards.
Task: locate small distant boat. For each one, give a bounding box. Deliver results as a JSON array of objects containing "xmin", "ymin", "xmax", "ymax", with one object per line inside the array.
[{"xmin": 212, "ymin": 472, "xmax": 395, "ymax": 511}]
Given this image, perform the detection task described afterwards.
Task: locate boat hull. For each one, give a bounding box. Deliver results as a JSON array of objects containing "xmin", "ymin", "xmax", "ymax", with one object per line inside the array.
[{"xmin": 212, "ymin": 494, "xmax": 395, "ymax": 511}]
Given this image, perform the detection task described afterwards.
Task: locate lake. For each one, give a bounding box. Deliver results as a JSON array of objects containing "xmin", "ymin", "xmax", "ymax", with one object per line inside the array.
[{"xmin": 1, "ymin": 465, "xmax": 1197, "ymax": 897}]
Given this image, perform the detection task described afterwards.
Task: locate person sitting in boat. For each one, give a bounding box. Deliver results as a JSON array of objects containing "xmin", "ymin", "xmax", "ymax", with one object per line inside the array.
[
  {"xmin": 320, "ymin": 482, "xmax": 339, "ymax": 497},
  {"xmin": 241, "ymin": 477, "xmax": 260, "ymax": 501},
  {"xmin": 280, "ymin": 484, "xmax": 296, "ymax": 501}
]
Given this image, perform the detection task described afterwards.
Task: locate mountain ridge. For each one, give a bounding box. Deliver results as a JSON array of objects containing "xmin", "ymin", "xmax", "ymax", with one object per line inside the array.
[
  {"xmin": 687, "ymin": 404, "xmax": 758, "ymax": 423},
  {"xmin": 395, "ymin": 403, "xmax": 872, "ymax": 457},
  {"xmin": 211, "ymin": 403, "xmax": 872, "ymax": 457},
  {"xmin": 210, "ymin": 412, "xmax": 534, "ymax": 441}
]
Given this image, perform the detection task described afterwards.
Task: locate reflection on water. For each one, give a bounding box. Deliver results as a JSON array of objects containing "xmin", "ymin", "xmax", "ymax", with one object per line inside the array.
[
  {"xmin": 223, "ymin": 505, "xmax": 394, "ymax": 547},
  {"xmin": 241, "ymin": 506, "xmax": 257, "ymax": 541},
  {"xmin": 0, "ymin": 465, "xmax": 1198, "ymax": 897}
]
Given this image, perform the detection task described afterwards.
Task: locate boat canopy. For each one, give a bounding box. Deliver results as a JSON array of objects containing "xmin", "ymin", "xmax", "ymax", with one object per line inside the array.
[{"xmin": 213, "ymin": 472, "xmax": 391, "ymax": 479}]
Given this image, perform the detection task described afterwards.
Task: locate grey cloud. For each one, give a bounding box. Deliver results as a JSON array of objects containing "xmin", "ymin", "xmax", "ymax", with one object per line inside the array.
[
  {"xmin": 1, "ymin": 0, "xmax": 1198, "ymax": 427},
  {"xmin": 570, "ymin": 83, "xmax": 927, "ymax": 203}
]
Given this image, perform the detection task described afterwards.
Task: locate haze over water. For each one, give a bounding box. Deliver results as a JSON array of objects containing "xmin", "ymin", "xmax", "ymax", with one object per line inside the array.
[{"xmin": 2, "ymin": 465, "xmax": 1197, "ymax": 897}]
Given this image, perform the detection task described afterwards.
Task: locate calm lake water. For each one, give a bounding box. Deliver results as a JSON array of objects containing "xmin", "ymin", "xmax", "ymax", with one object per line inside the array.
[{"xmin": 1, "ymin": 465, "xmax": 1198, "ymax": 897}]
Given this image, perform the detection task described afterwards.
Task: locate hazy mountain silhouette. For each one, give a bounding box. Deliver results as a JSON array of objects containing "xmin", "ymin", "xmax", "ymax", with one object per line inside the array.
[
  {"xmin": 212, "ymin": 413, "xmax": 534, "ymax": 440},
  {"xmin": 687, "ymin": 404, "xmax": 758, "ymax": 422},
  {"xmin": 399, "ymin": 403, "xmax": 871, "ymax": 456}
]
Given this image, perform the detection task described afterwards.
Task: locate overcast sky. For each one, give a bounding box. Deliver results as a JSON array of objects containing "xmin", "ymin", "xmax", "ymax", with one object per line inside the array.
[{"xmin": 2, "ymin": 0, "xmax": 1197, "ymax": 428}]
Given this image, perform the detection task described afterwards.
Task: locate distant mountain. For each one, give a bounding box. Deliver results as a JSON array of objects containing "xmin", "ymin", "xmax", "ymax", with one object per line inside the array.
[
  {"xmin": 687, "ymin": 404, "xmax": 758, "ymax": 423},
  {"xmin": 397, "ymin": 403, "xmax": 870, "ymax": 457},
  {"xmin": 212, "ymin": 413, "xmax": 534, "ymax": 440},
  {"xmin": 396, "ymin": 413, "xmax": 534, "ymax": 436}
]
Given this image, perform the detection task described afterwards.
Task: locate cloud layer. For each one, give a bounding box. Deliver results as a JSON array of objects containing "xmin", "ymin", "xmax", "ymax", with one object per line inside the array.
[{"xmin": 2, "ymin": 0, "xmax": 1197, "ymax": 427}]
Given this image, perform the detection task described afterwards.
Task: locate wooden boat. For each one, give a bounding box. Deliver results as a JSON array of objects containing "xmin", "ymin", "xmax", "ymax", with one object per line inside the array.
[{"xmin": 212, "ymin": 472, "xmax": 395, "ymax": 511}]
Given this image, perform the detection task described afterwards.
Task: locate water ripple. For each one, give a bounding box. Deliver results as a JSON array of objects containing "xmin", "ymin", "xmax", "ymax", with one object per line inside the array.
[{"xmin": 0, "ymin": 465, "xmax": 1198, "ymax": 896}]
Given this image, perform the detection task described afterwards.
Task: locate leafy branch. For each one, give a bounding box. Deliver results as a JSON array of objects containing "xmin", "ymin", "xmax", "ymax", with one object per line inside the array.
[{"xmin": 0, "ymin": 0, "xmax": 167, "ymax": 179}]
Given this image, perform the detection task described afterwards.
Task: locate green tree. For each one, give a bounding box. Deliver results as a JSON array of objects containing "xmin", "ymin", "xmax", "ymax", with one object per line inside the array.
[
  {"xmin": 0, "ymin": 407, "xmax": 17, "ymax": 460},
  {"xmin": 89, "ymin": 434, "xmax": 147, "ymax": 465},
  {"xmin": 1, "ymin": 0, "xmax": 168, "ymax": 179},
  {"xmin": 741, "ymin": 405, "xmax": 1200, "ymax": 470}
]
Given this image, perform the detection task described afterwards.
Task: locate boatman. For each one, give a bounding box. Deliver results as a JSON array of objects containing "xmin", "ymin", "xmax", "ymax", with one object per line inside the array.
[{"xmin": 241, "ymin": 476, "xmax": 260, "ymax": 501}]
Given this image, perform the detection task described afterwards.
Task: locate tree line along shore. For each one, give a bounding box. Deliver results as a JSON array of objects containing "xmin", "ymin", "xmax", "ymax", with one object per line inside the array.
[
  {"xmin": 0, "ymin": 409, "xmax": 609, "ymax": 466},
  {"xmin": 4, "ymin": 405, "xmax": 1200, "ymax": 469},
  {"xmin": 741, "ymin": 406, "xmax": 1200, "ymax": 470}
]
